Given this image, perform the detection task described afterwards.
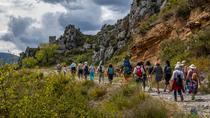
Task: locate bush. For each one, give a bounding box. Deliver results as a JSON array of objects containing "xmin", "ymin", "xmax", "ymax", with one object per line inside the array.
[
  {"xmin": 160, "ymin": 38, "xmax": 189, "ymax": 66},
  {"xmin": 89, "ymin": 87, "xmax": 107, "ymax": 99},
  {"xmin": 175, "ymin": 3, "xmax": 190, "ymax": 19},
  {"xmin": 0, "ymin": 66, "xmax": 100, "ymax": 117},
  {"xmin": 189, "ymin": 29, "xmax": 210, "ymax": 57},
  {"xmin": 22, "ymin": 57, "xmax": 38, "ymax": 68}
]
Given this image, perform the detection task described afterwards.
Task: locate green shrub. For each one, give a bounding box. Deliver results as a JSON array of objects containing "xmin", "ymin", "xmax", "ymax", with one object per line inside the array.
[
  {"xmin": 22, "ymin": 57, "xmax": 38, "ymax": 68},
  {"xmin": 189, "ymin": 29, "xmax": 210, "ymax": 57},
  {"xmin": 160, "ymin": 38, "xmax": 188, "ymax": 66},
  {"xmin": 89, "ymin": 87, "xmax": 106, "ymax": 99},
  {"xmin": 175, "ymin": 3, "xmax": 190, "ymax": 19}
]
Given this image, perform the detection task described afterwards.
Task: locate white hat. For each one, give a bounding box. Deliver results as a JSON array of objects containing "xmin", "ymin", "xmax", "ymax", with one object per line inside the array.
[
  {"xmin": 175, "ymin": 64, "xmax": 180, "ymax": 69},
  {"xmin": 182, "ymin": 60, "xmax": 186, "ymax": 64},
  {"xmin": 84, "ymin": 62, "xmax": 88, "ymax": 64},
  {"xmin": 177, "ymin": 62, "xmax": 181, "ymax": 65},
  {"xmin": 189, "ymin": 64, "xmax": 196, "ymax": 69},
  {"xmin": 175, "ymin": 62, "xmax": 181, "ymax": 67}
]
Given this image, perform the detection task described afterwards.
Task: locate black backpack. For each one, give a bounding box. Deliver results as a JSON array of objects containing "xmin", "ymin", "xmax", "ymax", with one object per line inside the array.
[
  {"xmin": 176, "ymin": 74, "xmax": 183, "ymax": 86},
  {"xmin": 84, "ymin": 66, "xmax": 89, "ymax": 74},
  {"xmin": 99, "ymin": 66, "xmax": 103, "ymax": 73},
  {"xmin": 165, "ymin": 66, "xmax": 172, "ymax": 75}
]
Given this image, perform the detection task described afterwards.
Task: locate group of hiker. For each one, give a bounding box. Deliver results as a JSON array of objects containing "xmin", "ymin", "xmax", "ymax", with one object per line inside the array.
[
  {"xmin": 56, "ymin": 57, "xmax": 200, "ymax": 102},
  {"xmin": 56, "ymin": 61, "xmax": 115, "ymax": 84}
]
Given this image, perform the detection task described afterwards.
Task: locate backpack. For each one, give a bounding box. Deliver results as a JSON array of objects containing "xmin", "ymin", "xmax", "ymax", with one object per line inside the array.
[
  {"xmin": 148, "ymin": 66, "xmax": 153, "ymax": 74},
  {"xmin": 176, "ymin": 74, "xmax": 183, "ymax": 86},
  {"xmin": 99, "ymin": 65, "xmax": 103, "ymax": 73},
  {"xmin": 136, "ymin": 67, "xmax": 142, "ymax": 77},
  {"xmin": 90, "ymin": 67, "xmax": 95, "ymax": 73},
  {"xmin": 84, "ymin": 66, "xmax": 89, "ymax": 74},
  {"xmin": 108, "ymin": 67, "xmax": 114, "ymax": 75},
  {"xmin": 165, "ymin": 66, "xmax": 171, "ymax": 75},
  {"xmin": 71, "ymin": 67, "xmax": 76, "ymax": 71},
  {"xmin": 123, "ymin": 59, "xmax": 132, "ymax": 74}
]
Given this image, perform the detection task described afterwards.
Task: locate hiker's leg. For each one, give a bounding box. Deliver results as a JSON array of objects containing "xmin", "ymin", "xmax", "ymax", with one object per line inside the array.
[
  {"xmin": 99, "ymin": 74, "xmax": 101, "ymax": 84},
  {"xmin": 143, "ymin": 78, "xmax": 146, "ymax": 91},
  {"xmin": 178, "ymin": 89, "xmax": 184, "ymax": 101},
  {"xmin": 174, "ymin": 90, "xmax": 177, "ymax": 101},
  {"xmin": 102, "ymin": 74, "xmax": 104, "ymax": 83},
  {"xmin": 157, "ymin": 82, "xmax": 160, "ymax": 93}
]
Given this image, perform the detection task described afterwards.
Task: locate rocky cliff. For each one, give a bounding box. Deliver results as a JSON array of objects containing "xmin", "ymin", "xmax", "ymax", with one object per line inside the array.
[
  {"xmin": 21, "ymin": 0, "xmax": 210, "ymax": 65},
  {"xmin": 131, "ymin": 0, "xmax": 210, "ymax": 63}
]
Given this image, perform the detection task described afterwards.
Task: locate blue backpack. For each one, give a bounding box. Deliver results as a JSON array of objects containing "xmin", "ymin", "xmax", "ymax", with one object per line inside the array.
[
  {"xmin": 108, "ymin": 67, "xmax": 114, "ymax": 75},
  {"xmin": 123, "ymin": 59, "xmax": 132, "ymax": 74}
]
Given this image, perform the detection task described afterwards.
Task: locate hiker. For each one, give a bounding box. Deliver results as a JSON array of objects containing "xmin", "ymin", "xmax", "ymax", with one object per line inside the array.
[
  {"xmin": 191, "ymin": 73, "xmax": 199, "ymax": 100},
  {"xmin": 186, "ymin": 64, "xmax": 197, "ymax": 94},
  {"xmin": 164, "ymin": 60, "xmax": 172, "ymax": 92},
  {"xmin": 107, "ymin": 64, "xmax": 115, "ymax": 84},
  {"xmin": 97, "ymin": 61, "xmax": 105, "ymax": 84},
  {"xmin": 83, "ymin": 62, "xmax": 89, "ymax": 80},
  {"xmin": 122, "ymin": 56, "xmax": 132, "ymax": 82},
  {"xmin": 145, "ymin": 61, "xmax": 153, "ymax": 91},
  {"xmin": 77, "ymin": 62, "xmax": 83, "ymax": 80},
  {"xmin": 56, "ymin": 63, "xmax": 62, "ymax": 73},
  {"xmin": 89, "ymin": 64, "xmax": 95, "ymax": 81},
  {"xmin": 153, "ymin": 63, "xmax": 163, "ymax": 94},
  {"xmin": 171, "ymin": 64, "xmax": 185, "ymax": 102},
  {"xmin": 70, "ymin": 62, "xmax": 77, "ymax": 79},
  {"xmin": 133, "ymin": 61, "xmax": 147, "ymax": 91}
]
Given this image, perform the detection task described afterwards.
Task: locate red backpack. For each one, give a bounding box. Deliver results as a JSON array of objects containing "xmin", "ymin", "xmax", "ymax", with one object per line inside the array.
[{"xmin": 136, "ymin": 67, "xmax": 142, "ymax": 77}]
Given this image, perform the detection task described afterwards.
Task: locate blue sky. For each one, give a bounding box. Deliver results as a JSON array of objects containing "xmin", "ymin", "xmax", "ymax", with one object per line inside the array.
[{"xmin": 0, "ymin": 0, "xmax": 132, "ymax": 55}]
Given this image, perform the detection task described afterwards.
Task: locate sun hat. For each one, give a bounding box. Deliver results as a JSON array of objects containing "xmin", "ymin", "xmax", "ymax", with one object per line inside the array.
[
  {"xmin": 175, "ymin": 64, "xmax": 180, "ymax": 69},
  {"xmin": 182, "ymin": 60, "xmax": 186, "ymax": 64},
  {"xmin": 189, "ymin": 64, "xmax": 196, "ymax": 69},
  {"xmin": 175, "ymin": 61, "xmax": 181, "ymax": 66}
]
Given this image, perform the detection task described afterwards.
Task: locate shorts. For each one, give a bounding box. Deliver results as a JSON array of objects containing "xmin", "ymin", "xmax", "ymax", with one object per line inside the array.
[
  {"xmin": 155, "ymin": 76, "xmax": 162, "ymax": 82},
  {"xmin": 108, "ymin": 74, "xmax": 114, "ymax": 81}
]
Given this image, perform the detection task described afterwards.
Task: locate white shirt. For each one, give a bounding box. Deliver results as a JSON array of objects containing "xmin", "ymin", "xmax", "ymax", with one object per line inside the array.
[{"xmin": 172, "ymin": 69, "xmax": 184, "ymax": 80}]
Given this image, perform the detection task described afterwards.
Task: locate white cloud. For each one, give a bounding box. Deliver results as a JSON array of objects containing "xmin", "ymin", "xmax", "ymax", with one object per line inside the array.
[
  {"xmin": 0, "ymin": 40, "xmax": 21, "ymax": 55},
  {"xmin": 0, "ymin": 0, "xmax": 132, "ymax": 54}
]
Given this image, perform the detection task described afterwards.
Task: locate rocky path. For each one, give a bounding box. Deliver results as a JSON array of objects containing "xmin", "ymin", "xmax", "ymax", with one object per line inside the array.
[{"xmin": 148, "ymin": 89, "xmax": 210, "ymax": 117}]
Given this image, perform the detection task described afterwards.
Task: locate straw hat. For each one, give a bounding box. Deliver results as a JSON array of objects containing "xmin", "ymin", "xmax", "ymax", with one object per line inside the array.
[{"xmin": 189, "ymin": 64, "xmax": 196, "ymax": 69}]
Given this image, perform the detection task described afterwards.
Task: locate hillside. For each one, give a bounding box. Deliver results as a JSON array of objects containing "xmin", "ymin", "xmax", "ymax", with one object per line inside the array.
[
  {"xmin": 131, "ymin": 0, "xmax": 210, "ymax": 63},
  {"xmin": 19, "ymin": 0, "xmax": 210, "ymax": 68},
  {"xmin": 0, "ymin": 52, "xmax": 19, "ymax": 65}
]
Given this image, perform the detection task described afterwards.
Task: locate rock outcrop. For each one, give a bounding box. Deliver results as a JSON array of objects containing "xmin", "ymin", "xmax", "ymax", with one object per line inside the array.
[{"xmin": 92, "ymin": 0, "xmax": 167, "ymax": 63}]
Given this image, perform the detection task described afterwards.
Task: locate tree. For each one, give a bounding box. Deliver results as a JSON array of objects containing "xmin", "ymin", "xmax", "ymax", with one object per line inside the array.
[{"xmin": 35, "ymin": 44, "xmax": 58, "ymax": 66}]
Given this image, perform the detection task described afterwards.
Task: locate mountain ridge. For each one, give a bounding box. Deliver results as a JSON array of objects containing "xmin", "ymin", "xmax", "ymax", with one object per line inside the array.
[{"xmin": 0, "ymin": 52, "xmax": 19, "ymax": 65}]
